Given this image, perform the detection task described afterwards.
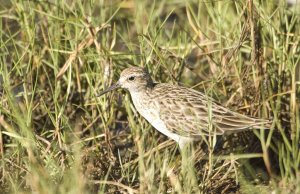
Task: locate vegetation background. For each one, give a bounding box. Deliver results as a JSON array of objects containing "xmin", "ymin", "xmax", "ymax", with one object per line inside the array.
[{"xmin": 0, "ymin": 0, "xmax": 299, "ymax": 193}]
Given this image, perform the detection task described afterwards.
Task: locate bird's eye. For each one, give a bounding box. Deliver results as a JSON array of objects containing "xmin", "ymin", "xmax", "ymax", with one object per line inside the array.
[{"xmin": 128, "ymin": 76, "xmax": 135, "ymax": 81}]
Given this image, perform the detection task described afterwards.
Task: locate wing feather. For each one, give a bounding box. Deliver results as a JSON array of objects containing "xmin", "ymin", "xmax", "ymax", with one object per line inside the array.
[{"xmin": 151, "ymin": 83, "xmax": 270, "ymax": 138}]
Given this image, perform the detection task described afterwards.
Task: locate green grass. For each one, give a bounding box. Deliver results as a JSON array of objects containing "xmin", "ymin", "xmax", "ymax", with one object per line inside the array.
[{"xmin": 0, "ymin": 0, "xmax": 299, "ymax": 193}]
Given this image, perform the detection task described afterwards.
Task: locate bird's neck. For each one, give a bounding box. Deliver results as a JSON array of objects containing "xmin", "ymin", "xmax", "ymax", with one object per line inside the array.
[
  {"xmin": 129, "ymin": 86, "xmax": 152, "ymax": 98},
  {"xmin": 129, "ymin": 86, "xmax": 152, "ymax": 108}
]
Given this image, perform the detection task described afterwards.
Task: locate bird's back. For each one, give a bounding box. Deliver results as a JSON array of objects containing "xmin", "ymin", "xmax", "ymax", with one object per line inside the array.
[{"xmin": 148, "ymin": 83, "xmax": 271, "ymax": 138}]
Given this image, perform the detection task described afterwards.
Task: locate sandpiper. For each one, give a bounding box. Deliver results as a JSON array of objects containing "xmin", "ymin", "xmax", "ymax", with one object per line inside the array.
[{"xmin": 98, "ymin": 67, "xmax": 271, "ymax": 148}]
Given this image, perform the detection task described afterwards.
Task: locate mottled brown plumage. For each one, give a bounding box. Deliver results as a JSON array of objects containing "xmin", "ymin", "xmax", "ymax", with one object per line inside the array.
[{"xmin": 98, "ymin": 67, "xmax": 271, "ymax": 148}]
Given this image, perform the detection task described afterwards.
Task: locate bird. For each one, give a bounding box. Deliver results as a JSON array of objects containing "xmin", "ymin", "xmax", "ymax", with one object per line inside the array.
[{"xmin": 97, "ymin": 66, "xmax": 271, "ymax": 149}]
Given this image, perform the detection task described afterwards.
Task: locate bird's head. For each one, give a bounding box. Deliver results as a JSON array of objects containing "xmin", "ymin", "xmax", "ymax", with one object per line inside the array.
[{"xmin": 97, "ymin": 66, "xmax": 153, "ymax": 96}]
